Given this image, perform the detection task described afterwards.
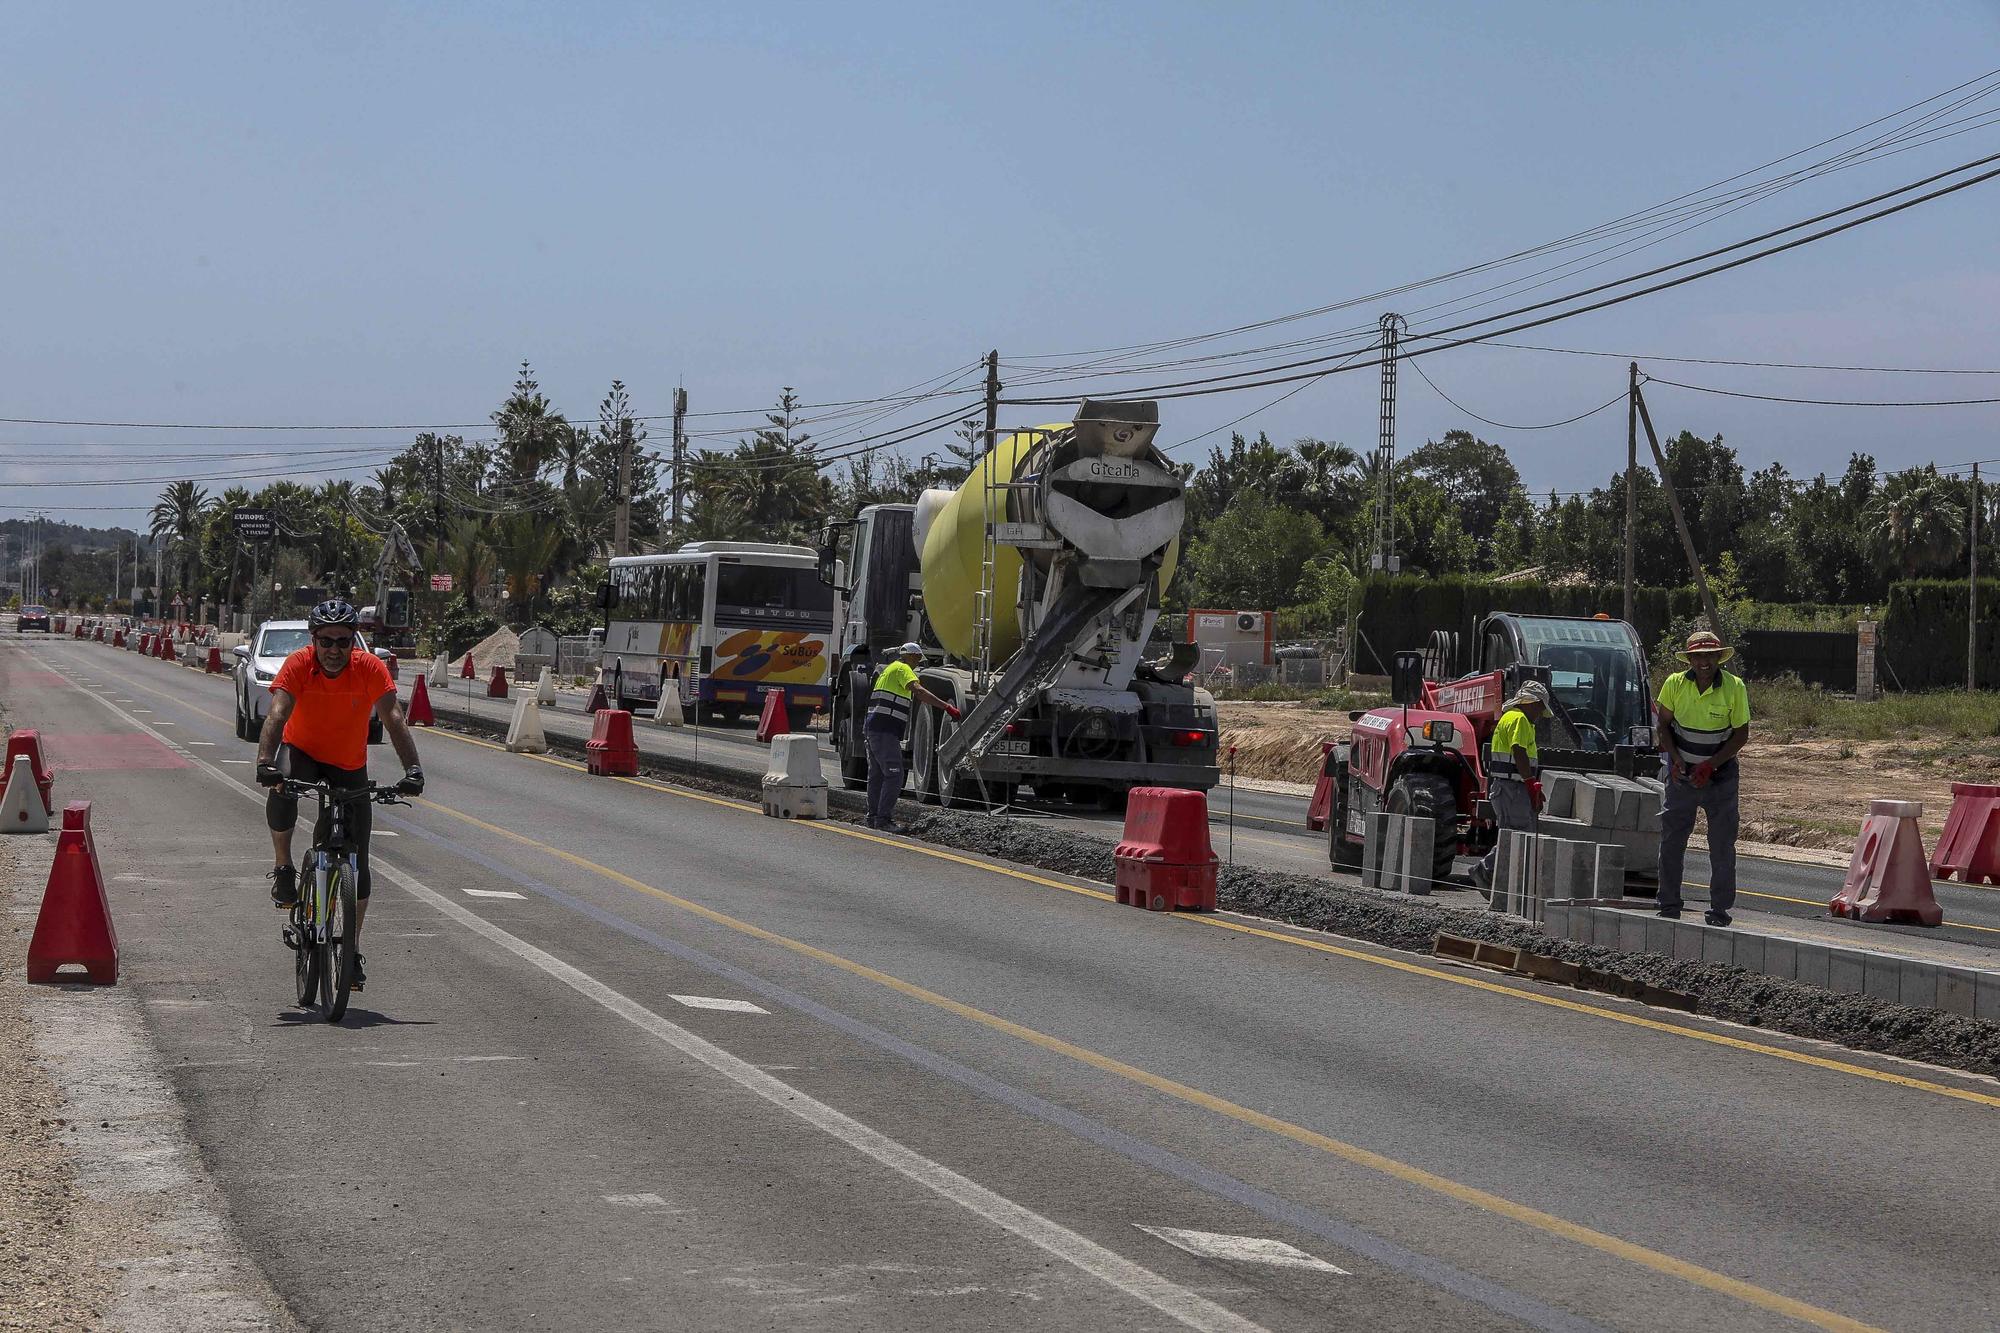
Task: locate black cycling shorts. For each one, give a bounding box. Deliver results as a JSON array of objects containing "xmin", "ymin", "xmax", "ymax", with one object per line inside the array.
[{"xmin": 265, "ymin": 744, "xmax": 373, "ymax": 900}]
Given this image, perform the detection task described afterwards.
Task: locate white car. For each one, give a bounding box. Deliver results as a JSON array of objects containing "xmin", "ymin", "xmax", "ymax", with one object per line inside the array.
[{"xmin": 232, "ymin": 619, "xmax": 392, "ymax": 744}]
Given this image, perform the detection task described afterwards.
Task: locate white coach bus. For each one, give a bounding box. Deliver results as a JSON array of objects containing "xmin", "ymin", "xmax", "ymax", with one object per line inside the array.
[{"xmin": 602, "ymin": 542, "xmax": 835, "ymax": 722}]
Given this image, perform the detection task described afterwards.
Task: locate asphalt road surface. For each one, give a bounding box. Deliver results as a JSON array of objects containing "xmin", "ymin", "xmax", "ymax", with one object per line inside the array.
[
  {"xmin": 11, "ymin": 631, "xmax": 2000, "ymax": 1332},
  {"xmin": 435, "ymin": 675, "xmax": 2000, "ymax": 953}
]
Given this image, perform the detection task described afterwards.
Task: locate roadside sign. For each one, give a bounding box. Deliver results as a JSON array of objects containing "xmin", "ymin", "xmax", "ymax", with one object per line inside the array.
[
  {"xmin": 232, "ymin": 507, "xmax": 277, "ymax": 539},
  {"xmin": 430, "ymin": 573, "xmax": 454, "ymax": 592}
]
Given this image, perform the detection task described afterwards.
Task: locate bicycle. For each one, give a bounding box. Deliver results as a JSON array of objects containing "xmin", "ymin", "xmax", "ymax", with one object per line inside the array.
[{"xmin": 278, "ymin": 779, "xmax": 407, "ymax": 1022}]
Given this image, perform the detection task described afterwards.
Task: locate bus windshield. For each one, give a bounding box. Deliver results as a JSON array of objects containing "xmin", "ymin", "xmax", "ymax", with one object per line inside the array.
[{"xmin": 714, "ymin": 564, "xmax": 833, "ymax": 624}]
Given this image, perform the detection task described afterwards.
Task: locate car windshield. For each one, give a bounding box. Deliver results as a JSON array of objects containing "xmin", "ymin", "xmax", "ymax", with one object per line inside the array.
[{"xmin": 258, "ymin": 628, "xmax": 311, "ymax": 657}]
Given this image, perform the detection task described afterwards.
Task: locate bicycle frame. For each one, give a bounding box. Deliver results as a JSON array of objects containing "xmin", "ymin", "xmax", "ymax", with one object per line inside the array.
[{"xmin": 280, "ymin": 779, "xmax": 402, "ymax": 948}]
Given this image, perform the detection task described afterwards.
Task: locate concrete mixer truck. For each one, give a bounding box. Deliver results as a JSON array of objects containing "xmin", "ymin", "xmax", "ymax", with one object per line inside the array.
[{"xmin": 816, "ymin": 399, "xmax": 1220, "ymax": 809}]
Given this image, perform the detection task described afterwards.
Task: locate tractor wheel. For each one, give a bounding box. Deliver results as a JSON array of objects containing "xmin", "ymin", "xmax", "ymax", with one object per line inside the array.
[
  {"xmin": 1385, "ymin": 772, "xmax": 1458, "ymax": 889},
  {"xmin": 1327, "ymin": 762, "xmax": 1362, "ymax": 869}
]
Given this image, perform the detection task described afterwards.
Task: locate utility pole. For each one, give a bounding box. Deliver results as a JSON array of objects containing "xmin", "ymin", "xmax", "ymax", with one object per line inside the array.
[
  {"xmin": 431, "ymin": 434, "xmax": 446, "ymax": 574},
  {"xmin": 670, "ymin": 387, "xmax": 688, "ymax": 534},
  {"xmin": 614, "ymin": 415, "xmax": 634, "ymax": 557},
  {"xmin": 1971, "ymin": 460, "xmax": 1982, "ymax": 693},
  {"xmin": 1624, "ymin": 363, "xmax": 1639, "ymax": 623},
  {"xmin": 1373, "ymin": 314, "xmax": 1405, "ymax": 574},
  {"xmin": 982, "ymin": 350, "xmax": 1000, "ymax": 456},
  {"xmin": 1631, "ymin": 380, "xmax": 1719, "ymax": 635}
]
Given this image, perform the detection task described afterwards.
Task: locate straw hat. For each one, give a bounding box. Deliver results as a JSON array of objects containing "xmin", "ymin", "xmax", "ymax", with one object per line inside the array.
[
  {"xmin": 1506, "ymin": 680, "xmax": 1552, "ymax": 710},
  {"xmin": 1674, "ymin": 629, "xmax": 1735, "ymax": 665}
]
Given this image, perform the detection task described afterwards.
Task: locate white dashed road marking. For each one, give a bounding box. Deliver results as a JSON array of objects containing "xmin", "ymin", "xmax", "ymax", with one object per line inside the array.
[
  {"xmin": 463, "ymin": 887, "xmax": 527, "ymax": 900},
  {"xmin": 1136, "ymin": 1227, "xmax": 1349, "ymax": 1274},
  {"xmin": 669, "ymin": 995, "xmax": 769, "ymax": 1014}
]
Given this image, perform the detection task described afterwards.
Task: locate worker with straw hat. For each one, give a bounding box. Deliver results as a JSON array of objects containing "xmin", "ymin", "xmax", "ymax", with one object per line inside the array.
[
  {"xmin": 1470, "ymin": 678, "xmax": 1549, "ymax": 893},
  {"xmin": 1655, "ymin": 629, "xmax": 1752, "ymax": 925}
]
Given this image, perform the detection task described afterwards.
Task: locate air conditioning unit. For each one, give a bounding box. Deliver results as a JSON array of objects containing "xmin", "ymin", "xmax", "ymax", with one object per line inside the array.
[{"xmin": 1236, "ymin": 612, "xmax": 1263, "ymax": 633}]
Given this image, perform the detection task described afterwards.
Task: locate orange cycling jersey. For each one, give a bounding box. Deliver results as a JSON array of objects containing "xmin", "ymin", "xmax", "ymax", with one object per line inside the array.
[{"xmin": 272, "ymin": 647, "xmax": 393, "ymax": 770}]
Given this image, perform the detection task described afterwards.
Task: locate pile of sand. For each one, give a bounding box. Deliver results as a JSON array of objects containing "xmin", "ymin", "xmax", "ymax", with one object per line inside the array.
[{"xmin": 463, "ymin": 625, "xmax": 521, "ymax": 675}]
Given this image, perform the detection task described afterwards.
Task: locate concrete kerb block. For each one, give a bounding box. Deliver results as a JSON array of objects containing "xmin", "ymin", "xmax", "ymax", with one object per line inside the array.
[
  {"xmin": 1701, "ymin": 928, "xmax": 1734, "ymax": 966},
  {"xmin": 1615, "ymin": 911, "xmax": 1648, "ymax": 954},
  {"xmin": 1975, "ymin": 971, "xmax": 2000, "ymax": 1023},
  {"xmin": 1544, "ymin": 773, "xmax": 1580, "ymax": 819},
  {"xmin": 1763, "ymin": 936, "xmax": 1798, "ymax": 982},
  {"xmin": 1642, "ymin": 915, "xmax": 1677, "ymax": 957},
  {"xmin": 1563, "ymin": 905, "xmax": 1590, "ymax": 944},
  {"xmin": 504, "ymin": 696, "xmax": 549, "ymax": 753},
  {"xmin": 1590, "ymin": 843, "xmax": 1626, "ymax": 898},
  {"xmin": 1572, "ymin": 778, "xmax": 1613, "ymax": 828},
  {"xmin": 1395, "ymin": 815, "xmax": 1434, "ymax": 895},
  {"xmin": 1794, "ymin": 942, "xmax": 1831, "ymax": 991},
  {"xmin": 1898, "ymin": 959, "xmax": 1939, "ymax": 1012},
  {"xmin": 1863, "ymin": 954, "xmax": 1902, "ymax": 1004},
  {"xmin": 1380, "ymin": 813, "xmax": 1411, "ymax": 894},
  {"xmin": 1936, "ymin": 968, "xmax": 1978, "ymax": 1017},
  {"xmin": 1360, "ymin": 811, "xmax": 1390, "ymax": 889},
  {"xmin": 1671, "ymin": 920, "xmax": 1706, "ymax": 962},
  {"xmin": 1733, "ymin": 933, "xmax": 1766, "ymax": 977},
  {"xmin": 1542, "ymin": 902, "xmax": 1570, "ymax": 938},
  {"xmin": 1827, "ymin": 949, "xmax": 1867, "ymax": 996}
]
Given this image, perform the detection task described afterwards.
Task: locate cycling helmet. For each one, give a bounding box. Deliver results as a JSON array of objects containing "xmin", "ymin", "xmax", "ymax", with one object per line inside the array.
[{"xmin": 308, "ymin": 598, "xmax": 360, "ymax": 630}]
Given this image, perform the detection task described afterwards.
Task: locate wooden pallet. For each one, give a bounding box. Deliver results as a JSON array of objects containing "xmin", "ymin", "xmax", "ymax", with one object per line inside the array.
[{"xmin": 1433, "ymin": 933, "xmax": 1695, "ymax": 1012}]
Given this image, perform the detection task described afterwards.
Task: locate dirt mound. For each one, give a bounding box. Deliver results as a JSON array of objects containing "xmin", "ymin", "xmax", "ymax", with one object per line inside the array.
[{"xmin": 463, "ymin": 626, "xmax": 521, "ymax": 676}]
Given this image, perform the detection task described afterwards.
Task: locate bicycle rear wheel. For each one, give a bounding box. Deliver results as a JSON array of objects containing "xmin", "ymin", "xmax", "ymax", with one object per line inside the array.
[{"xmin": 324, "ymin": 861, "xmax": 357, "ymax": 1022}]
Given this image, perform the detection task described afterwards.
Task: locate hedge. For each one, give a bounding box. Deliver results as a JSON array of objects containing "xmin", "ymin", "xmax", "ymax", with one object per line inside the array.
[
  {"xmin": 1879, "ymin": 579, "xmax": 2000, "ymax": 692},
  {"xmin": 1351, "ymin": 575, "xmax": 1706, "ymax": 675}
]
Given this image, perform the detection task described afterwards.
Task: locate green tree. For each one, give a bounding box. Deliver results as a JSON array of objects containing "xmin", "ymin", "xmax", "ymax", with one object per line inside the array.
[
  {"xmin": 1403, "ymin": 429, "xmax": 1524, "ymax": 565},
  {"xmin": 491, "ymin": 361, "xmax": 571, "ymax": 483},
  {"xmin": 1867, "ymin": 464, "xmax": 1966, "ymax": 578},
  {"xmin": 1185, "ymin": 490, "xmax": 1327, "ymax": 610},
  {"xmin": 148, "ymin": 480, "xmax": 215, "ymax": 604}
]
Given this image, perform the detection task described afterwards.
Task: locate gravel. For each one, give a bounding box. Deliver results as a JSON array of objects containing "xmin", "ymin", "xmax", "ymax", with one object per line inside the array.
[{"xmin": 441, "ymin": 714, "xmax": 2000, "ymax": 1083}]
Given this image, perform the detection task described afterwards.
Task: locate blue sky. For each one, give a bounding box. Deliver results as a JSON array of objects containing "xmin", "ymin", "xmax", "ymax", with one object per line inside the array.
[{"xmin": 4, "ymin": 1, "xmax": 1998, "ymax": 526}]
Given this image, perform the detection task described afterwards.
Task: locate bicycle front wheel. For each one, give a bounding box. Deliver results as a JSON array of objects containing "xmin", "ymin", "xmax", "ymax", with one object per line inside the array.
[
  {"xmin": 293, "ymin": 901, "xmax": 319, "ymax": 1009},
  {"xmin": 325, "ymin": 861, "xmax": 357, "ymax": 1023}
]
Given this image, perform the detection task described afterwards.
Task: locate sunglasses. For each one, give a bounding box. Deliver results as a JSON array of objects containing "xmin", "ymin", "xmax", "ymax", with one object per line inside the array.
[{"xmin": 314, "ymin": 635, "xmax": 356, "ymax": 650}]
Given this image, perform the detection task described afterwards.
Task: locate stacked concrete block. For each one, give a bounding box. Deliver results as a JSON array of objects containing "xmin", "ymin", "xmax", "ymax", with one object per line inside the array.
[
  {"xmin": 1590, "ymin": 844, "xmax": 1626, "ymax": 898},
  {"xmin": 1544, "ymin": 774, "xmax": 1581, "ymax": 819},
  {"xmin": 1361, "ymin": 811, "xmax": 1392, "ymax": 888},
  {"xmin": 1397, "ymin": 815, "xmax": 1436, "ymax": 894}
]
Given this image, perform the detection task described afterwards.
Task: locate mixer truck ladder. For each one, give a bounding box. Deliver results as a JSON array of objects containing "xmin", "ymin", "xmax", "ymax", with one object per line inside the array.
[{"xmin": 935, "ymin": 582, "xmax": 1128, "ymax": 778}]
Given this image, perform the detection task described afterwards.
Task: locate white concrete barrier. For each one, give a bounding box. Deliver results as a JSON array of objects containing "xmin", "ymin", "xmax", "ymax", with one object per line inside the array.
[
  {"xmin": 535, "ymin": 666, "xmax": 556, "ymax": 706},
  {"xmin": 427, "ymin": 654, "xmax": 449, "ymax": 688},
  {"xmin": 648, "ymin": 691, "xmax": 684, "ymax": 728},
  {"xmin": 760, "ymin": 733, "xmax": 827, "ymax": 820},
  {"xmin": 1, "ymin": 755, "xmax": 50, "ymax": 834},
  {"xmin": 504, "ymin": 696, "xmax": 549, "ymax": 754}
]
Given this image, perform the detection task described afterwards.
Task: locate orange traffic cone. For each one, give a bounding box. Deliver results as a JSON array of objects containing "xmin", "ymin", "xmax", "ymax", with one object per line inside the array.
[
  {"xmin": 460, "ymin": 652, "xmax": 476, "ymax": 680},
  {"xmin": 407, "ymin": 673, "xmax": 435, "ymax": 726},
  {"xmin": 27, "ymin": 803, "xmax": 118, "ymax": 984},
  {"xmin": 755, "ymin": 689, "xmax": 791, "ymax": 743}
]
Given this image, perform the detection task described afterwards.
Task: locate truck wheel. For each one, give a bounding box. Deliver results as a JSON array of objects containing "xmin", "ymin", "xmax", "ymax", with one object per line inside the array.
[
  {"xmin": 1327, "ymin": 763, "xmax": 1362, "ymax": 869},
  {"xmin": 838, "ymin": 747, "xmax": 867, "ymax": 791},
  {"xmin": 910, "ymin": 708, "xmax": 942, "ymax": 804},
  {"xmin": 1386, "ymin": 772, "xmax": 1458, "ymax": 888}
]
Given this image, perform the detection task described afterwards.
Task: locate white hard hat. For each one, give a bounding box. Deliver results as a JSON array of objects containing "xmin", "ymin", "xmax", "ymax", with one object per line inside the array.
[{"xmin": 897, "ymin": 642, "xmax": 923, "ymax": 656}]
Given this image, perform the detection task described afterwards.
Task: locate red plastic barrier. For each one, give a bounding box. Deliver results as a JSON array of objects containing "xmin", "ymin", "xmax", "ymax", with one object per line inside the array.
[
  {"xmin": 111, "ymin": 629, "xmax": 125, "ymax": 648},
  {"xmin": 94, "ymin": 625, "xmax": 105, "ymax": 642},
  {"xmin": 383, "ymin": 652, "xmax": 399, "ymax": 683},
  {"xmin": 156, "ymin": 631, "xmax": 174, "ymax": 660},
  {"xmin": 1306, "ymin": 741, "xmax": 1336, "ymax": 832},
  {"xmin": 73, "ymin": 622, "xmax": 85, "ymax": 639},
  {"xmin": 584, "ymin": 681, "xmax": 609, "ymax": 714},
  {"xmin": 1831, "ymin": 798, "xmax": 1943, "ymax": 926},
  {"xmin": 206, "ymin": 645, "xmax": 225, "ymax": 674},
  {"xmin": 406, "ymin": 673, "xmax": 435, "ymax": 726},
  {"xmin": 139, "ymin": 632, "xmax": 154, "ymax": 655},
  {"xmin": 486, "ymin": 665, "xmax": 509, "ymax": 699},
  {"xmin": 1113, "ymin": 786, "xmax": 1218, "ymax": 912},
  {"xmin": 4, "ymin": 729, "xmax": 54, "ymax": 816},
  {"xmin": 52, "ymin": 616, "xmax": 65, "ymax": 634},
  {"xmin": 1931, "ymin": 781, "xmax": 2000, "ymax": 886},
  {"xmin": 27, "ymin": 803, "xmax": 118, "ymax": 985},
  {"xmin": 585, "ymin": 708, "xmax": 639, "ymax": 776},
  {"xmin": 755, "ymin": 689, "xmax": 791, "ymax": 743},
  {"xmin": 461, "ymin": 652, "xmax": 476, "ymax": 680}
]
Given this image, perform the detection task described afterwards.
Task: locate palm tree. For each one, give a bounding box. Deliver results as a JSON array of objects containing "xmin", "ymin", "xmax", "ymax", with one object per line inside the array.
[
  {"xmin": 440, "ymin": 516, "xmax": 496, "ymax": 610},
  {"xmin": 149, "ymin": 480, "xmax": 214, "ymax": 607},
  {"xmin": 1866, "ymin": 465, "xmax": 1966, "ymax": 577},
  {"xmin": 491, "ymin": 513, "xmax": 565, "ymax": 624}
]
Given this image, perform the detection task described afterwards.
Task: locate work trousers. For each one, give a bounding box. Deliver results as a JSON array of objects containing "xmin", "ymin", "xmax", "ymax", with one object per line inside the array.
[
  {"xmin": 864, "ymin": 723, "xmax": 907, "ymax": 825},
  {"xmin": 1658, "ymin": 765, "xmax": 1739, "ymax": 914},
  {"xmin": 1478, "ymin": 777, "xmax": 1537, "ymax": 882}
]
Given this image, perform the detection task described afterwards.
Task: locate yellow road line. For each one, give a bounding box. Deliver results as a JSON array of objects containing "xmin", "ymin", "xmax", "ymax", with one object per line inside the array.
[
  {"xmin": 410, "ymin": 790, "xmax": 1881, "ymax": 1332},
  {"xmin": 420, "ymin": 724, "xmax": 2000, "ymax": 1111},
  {"xmin": 79, "ymin": 653, "xmax": 1995, "ymax": 1114}
]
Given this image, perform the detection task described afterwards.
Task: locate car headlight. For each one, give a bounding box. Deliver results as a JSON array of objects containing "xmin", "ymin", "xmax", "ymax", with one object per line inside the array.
[{"xmin": 253, "ymin": 670, "xmax": 275, "ymax": 685}]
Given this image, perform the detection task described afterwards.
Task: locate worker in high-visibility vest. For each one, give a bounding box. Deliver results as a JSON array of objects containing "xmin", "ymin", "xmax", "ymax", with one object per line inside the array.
[
  {"xmin": 1655, "ymin": 629, "xmax": 1752, "ymax": 925},
  {"xmin": 864, "ymin": 642, "xmax": 958, "ymax": 833},
  {"xmin": 1470, "ymin": 679, "xmax": 1549, "ymax": 893}
]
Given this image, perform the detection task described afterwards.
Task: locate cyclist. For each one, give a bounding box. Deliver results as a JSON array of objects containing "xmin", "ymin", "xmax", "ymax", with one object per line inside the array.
[{"xmin": 254, "ymin": 599, "xmax": 424, "ymax": 992}]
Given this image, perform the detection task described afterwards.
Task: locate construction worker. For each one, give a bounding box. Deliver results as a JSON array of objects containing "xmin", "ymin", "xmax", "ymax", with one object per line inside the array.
[
  {"xmin": 1471, "ymin": 679, "xmax": 1549, "ymax": 892},
  {"xmin": 1655, "ymin": 629, "xmax": 1752, "ymax": 925},
  {"xmin": 864, "ymin": 641, "xmax": 958, "ymax": 833}
]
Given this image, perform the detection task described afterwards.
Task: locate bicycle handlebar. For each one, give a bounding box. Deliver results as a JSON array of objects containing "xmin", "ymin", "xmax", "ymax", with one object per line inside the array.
[{"xmin": 276, "ymin": 779, "xmax": 411, "ymax": 806}]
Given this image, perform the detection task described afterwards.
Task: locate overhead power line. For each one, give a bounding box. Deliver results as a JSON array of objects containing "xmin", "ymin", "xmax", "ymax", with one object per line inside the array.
[
  {"xmin": 1405, "ymin": 359, "xmax": 1631, "ymax": 430},
  {"xmin": 1642, "ymin": 377, "xmax": 2000, "ymax": 408}
]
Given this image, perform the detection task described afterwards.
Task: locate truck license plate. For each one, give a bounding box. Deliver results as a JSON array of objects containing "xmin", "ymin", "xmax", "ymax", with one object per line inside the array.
[{"xmin": 992, "ymin": 739, "xmax": 1030, "ymax": 755}]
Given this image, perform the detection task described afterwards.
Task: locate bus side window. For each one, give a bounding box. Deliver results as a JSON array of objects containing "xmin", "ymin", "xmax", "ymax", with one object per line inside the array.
[
  {"xmin": 646, "ymin": 568, "xmax": 663, "ymax": 621},
  {"xmin": 689, "ymin": 564, "xmax": 709, "ymax": 622}
]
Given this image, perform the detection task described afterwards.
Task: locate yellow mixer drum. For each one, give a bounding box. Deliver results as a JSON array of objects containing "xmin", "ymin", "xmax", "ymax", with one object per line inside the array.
[{"xmin": 919, "ymin": 422, "xmax": 1179, "ymax": 663}]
